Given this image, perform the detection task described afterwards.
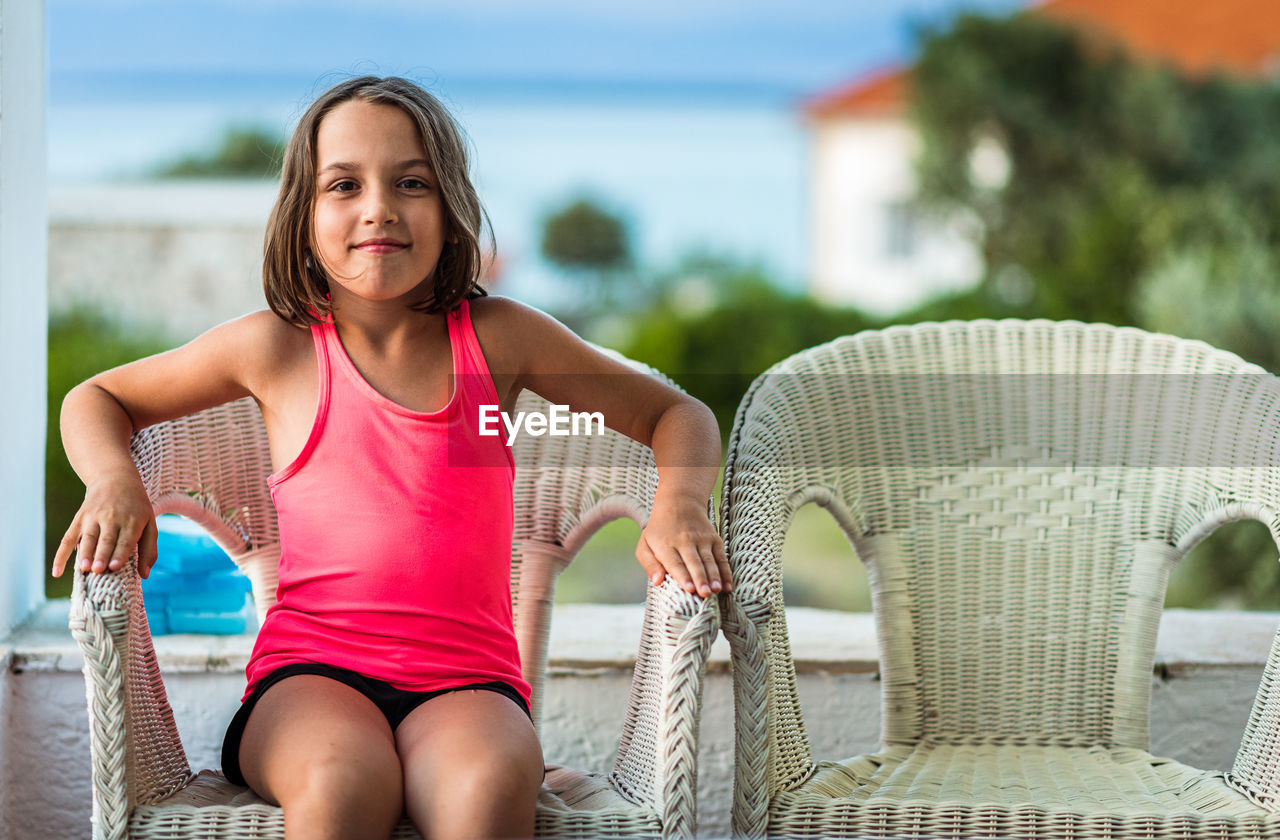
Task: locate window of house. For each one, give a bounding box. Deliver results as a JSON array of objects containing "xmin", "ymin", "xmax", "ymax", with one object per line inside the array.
[{"xmin": 884, "ymin": 199, "xmax": 919, "ymax": 260}]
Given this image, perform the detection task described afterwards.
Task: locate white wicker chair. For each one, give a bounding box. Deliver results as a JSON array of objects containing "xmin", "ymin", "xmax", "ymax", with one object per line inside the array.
[
  {"xmin": 720, "ymin": 319, "xmax": 1280, "ymax": 839},
  {"xmin": 69, "ymin": 356, "xmax": 718, "ymax": 840}
]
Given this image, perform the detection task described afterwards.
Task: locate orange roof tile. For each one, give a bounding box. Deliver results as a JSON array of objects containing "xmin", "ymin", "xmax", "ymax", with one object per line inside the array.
[
  {"xmin": 1039, "ymin": 0, "xmax": 1280, "ymax": 78},
  {"xmin": 809, "ymin": 0, "xmax": 1280, "ymax": 119},
  {"xmin": 803, "ymin": 67, "xmax": 909, "ymax": 119}
]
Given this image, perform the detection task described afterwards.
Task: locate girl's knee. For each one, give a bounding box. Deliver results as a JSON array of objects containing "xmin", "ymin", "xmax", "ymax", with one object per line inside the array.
[
  {"xmin": 285, "ymin": 752, "xmax": 405, "ymax": 827},
  {"xmin": 398, "ymin": 692, "xmax": 543, "ymax": 830},
  {"xmin": 408, "ymin": 757, "xmax": 540, "ymax": 840},
  {"xmin": 450, "ymin": 750, "xmax": 543, "ymax": 807}
]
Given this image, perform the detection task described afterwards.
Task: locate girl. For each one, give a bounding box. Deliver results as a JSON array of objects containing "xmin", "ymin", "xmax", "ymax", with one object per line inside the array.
[{"xmin": 51, "ymin": 76, "xmax": 728, "ymax": 840}]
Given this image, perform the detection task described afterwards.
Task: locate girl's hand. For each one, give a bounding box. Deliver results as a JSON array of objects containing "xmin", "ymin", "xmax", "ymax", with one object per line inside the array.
[
  {"xmin": 52, "ymin": 475, "xmax": 158, "ymax": 579},
  {"xmin": 635, "ymin": 498, "xmax": 730, "ymax": 599}
]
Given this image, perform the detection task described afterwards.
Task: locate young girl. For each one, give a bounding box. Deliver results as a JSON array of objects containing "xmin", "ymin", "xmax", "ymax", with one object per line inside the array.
[{"xmin": 51, "ymin": 76, "xmax": 728, "ymax": 840}]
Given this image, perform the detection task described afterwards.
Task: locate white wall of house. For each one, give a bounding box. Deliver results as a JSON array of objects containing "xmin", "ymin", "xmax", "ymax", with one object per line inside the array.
[{"xmin": 808, "ymin": 115, "xmax": 981, "ymax": 315}]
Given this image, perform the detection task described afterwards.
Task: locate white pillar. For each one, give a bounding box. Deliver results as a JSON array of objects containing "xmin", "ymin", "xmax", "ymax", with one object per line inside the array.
[{"xmin": 0, "ymin": 0, "xmax": 48, "ymax": 635}]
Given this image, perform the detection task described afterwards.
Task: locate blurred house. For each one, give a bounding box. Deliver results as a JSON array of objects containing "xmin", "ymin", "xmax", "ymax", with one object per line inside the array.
[{"xmin": 806, "ymin": 0, "xmax": 1280, "ymax": 315}]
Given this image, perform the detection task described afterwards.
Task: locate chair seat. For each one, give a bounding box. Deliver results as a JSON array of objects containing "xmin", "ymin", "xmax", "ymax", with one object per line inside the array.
[
  {"xmin": 767, "ymin": 744, "xmax": 1280, "ymax": 838},
  {"xmin": 127, "ymin": 765, "xmax": 661, "ymax": 840}
]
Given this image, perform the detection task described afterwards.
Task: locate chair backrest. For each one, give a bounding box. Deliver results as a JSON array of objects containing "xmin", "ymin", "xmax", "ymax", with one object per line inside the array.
[
  {"xmin": 129, "ymin": 349, "xmax": 670, "ymax": 731},
  {"xmin": 721, "ymin": 319, "xmax": 1280, "ymax": 787},
  {"xmin": 130, "ymin": 396, "xmax": 281, "ymax": 608}
]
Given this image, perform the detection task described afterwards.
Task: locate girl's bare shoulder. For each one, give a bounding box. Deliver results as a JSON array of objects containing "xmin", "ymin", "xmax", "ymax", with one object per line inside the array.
[
  {"xmin": 466, "ymin": 294, "xmax": 634, "ymax": 378},
  {"xmin": 211, "ymin": 309, "xmax": 308, "ymax": 356},
  {"xmin": 163, "ymin": 310, "xmax": 314, "ymax": 406},
  {"xmin": 467, "ymin": 295, "xmax": 544, "ymax": 372},
  {"xmin": 237, "ymin": 309, "xmax": 312, "ymax": 354},
  {"xmin": 467, "ymin": 293, "xmax": 535, "ymax": 325},
  {"xmin": 78, "ymin": 310, "xmax": 314, "ymax": 431},
  {"xmin": 468, "ymin": 294, "xmax": 581, "ymax": 340},
  {"xmin": 222, "ymin": 310, "xmax": 315, "ymax": 391}
]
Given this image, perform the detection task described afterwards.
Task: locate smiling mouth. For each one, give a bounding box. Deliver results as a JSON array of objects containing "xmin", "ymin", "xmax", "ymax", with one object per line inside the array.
[{"xmin": 355, "ymin": 239, "xmax": 408, "ymax": 254}]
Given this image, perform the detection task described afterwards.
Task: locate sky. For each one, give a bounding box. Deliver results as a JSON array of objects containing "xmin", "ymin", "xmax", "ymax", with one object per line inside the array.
[{"xmin": 49, "ymin": 0, "xmax": 1031, "ymax": 105}]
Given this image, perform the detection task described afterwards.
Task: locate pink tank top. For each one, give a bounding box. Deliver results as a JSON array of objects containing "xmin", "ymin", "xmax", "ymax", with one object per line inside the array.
[{"xmin": 244, "ymin": 299, "xmax": 528, "ymax": 704}]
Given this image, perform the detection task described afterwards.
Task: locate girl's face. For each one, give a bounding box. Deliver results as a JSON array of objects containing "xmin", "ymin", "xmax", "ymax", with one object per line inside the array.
[{"xmin": 311, "ymin": 99, "xmax": 448, "ymax": 308}]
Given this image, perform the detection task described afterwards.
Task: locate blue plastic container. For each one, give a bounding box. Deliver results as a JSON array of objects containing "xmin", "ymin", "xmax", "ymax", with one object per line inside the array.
[{"xmin": 143, "ymin": 515, "xmax": 253, "ymax": 635}]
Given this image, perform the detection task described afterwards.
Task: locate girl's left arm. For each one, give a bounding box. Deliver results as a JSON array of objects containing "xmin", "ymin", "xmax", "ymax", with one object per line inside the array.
[
  {"xmin": 475, "ymin": 298, "xmax": 729, "ymax": 598},
  {"xmin": 638, "ymin": 399, "xmax": 731, "ymax": 597}
]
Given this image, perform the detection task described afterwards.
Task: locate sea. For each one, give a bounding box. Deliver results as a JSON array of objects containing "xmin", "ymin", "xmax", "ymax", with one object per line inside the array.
[{"xmin": 48, "ymin": 73, "xmax": 811, "ymax": 308}]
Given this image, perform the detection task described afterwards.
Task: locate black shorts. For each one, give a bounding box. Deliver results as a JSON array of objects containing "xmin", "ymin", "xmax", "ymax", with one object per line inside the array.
[{"xmin": 221, "ymin": 662, "xmax": 530, "ymax": 787}]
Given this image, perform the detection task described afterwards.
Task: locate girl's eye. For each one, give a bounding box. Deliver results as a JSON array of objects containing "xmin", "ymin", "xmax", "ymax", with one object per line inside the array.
[
  {"xmin": 329, "ymin": 179, "xmax": 358, "ymax": 192},
  {"xmin": 399, "ymin": 177, "xmax": 429, "ymax": 189}
]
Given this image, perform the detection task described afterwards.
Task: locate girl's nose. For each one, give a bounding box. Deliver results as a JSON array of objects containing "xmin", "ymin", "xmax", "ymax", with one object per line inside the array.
[{"xmin": 362, "ymin": 187, "xmax": 398, "ymax": 225}]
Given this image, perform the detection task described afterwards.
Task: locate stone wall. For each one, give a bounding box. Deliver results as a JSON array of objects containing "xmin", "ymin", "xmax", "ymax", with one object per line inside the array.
[{"xmin": 48, "ymin": 182, "xmax": 277, "ymax": 341}]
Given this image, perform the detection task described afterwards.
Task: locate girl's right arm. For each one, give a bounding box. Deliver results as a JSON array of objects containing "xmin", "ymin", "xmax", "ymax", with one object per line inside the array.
[{"xmin": 51, "ymin": 311, "xmax": 286, "ymax": 579}]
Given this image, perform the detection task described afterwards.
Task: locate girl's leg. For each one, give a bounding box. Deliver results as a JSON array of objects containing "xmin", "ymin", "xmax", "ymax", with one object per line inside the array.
[
  {"xmin": 395, "ymin": 689, "xmax": 543, "ymax": 840},
  {"xmin": 238, "ymin": 675, "xmax": 406, "ymax": 840}
]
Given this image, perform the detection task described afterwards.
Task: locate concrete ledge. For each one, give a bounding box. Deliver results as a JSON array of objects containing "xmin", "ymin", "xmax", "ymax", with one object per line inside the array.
[
  {"xmin": 9, "ymin": 600, "xmax": 733, "ymax": 673},
  {"xmin": 9, "ymin": 600, "xmax": 1276, "ymax": 676},
  {"xmin": 4, "ymin": 600, "xmax": 1276, "ymax": 840}
]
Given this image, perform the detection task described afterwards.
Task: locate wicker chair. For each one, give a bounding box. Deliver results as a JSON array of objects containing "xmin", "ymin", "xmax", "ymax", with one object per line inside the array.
[
  {"xmin": 720, "ymin": 319, "xmax": 1280, "ymax": 839},
  {"xmin": 68, "ymin": 357, "xmax": 718, "ymax": 840}
]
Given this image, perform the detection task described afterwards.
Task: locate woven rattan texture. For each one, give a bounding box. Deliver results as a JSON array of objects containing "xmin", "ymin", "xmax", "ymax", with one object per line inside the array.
[
  {"xmin": 720, "ymin": 319, "xmax": 1280, "ymax": 838},
  {"xmin": 70, "ymin": 351, "xmax": 717, "ymax": 840}
]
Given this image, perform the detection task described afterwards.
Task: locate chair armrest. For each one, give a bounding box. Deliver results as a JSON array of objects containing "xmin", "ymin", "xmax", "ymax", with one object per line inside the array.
[
  {"xmin": 1229, "ymin": 619, "xmax": 1280, "ymax": 811},
  {"xmin": 721, "ymin": 593, "xmax": 772, "ymax": 840},
  {"xmin": 69, "ymin": 557, "xmax": 193, "ymax": 840},
  {"xmin": 609, "ymin": 578, "xmax": 719, "ymax": 840}
]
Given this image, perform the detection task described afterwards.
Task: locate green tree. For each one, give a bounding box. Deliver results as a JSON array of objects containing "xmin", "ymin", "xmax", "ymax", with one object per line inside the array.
[
  {"xmin": 910, "ymin": 12, "xmax": 1280, "ymax": 331},
  {"xmin": 622, "ymin": 257, "xmax": 872, "ymax": 439},
  {"xmin": 46, "ymin": 310, "xmax": 172, "ymax": 597},
  {"xmin": 541, "ymin": 197, "xmax": 630, "ymax": 272},
  {"xmin": 153, "ymin": 125, "xmax": 285, "ymax": 178},
  {"xmin": 540, "ymin": 197, "xmax": 637, "ymax": 318}
]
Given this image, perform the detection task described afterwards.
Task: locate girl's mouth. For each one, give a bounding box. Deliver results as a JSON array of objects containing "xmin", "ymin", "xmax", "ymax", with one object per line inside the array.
[{"xmin": 355, "ymin": 238, "xmax": 408, "ymax": 254}]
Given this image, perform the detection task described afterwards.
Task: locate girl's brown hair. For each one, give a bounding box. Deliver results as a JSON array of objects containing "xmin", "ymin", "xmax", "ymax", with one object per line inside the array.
[{"xmin": 264, "ymin": 76, "xmax": 490, "ymax": 325}]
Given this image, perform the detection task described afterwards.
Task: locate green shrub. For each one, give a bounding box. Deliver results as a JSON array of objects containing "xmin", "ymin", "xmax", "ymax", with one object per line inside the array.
[
  {"xmin": 152, "ymin": 125, "xmax": 284, "ymax": 179},
  {"xmin": 46, "ymin": 309, "xmax": 172, "ymax": 597},
  {"xmin": 620, "ymin": 268, "xmax": 873, "ymax": 441}
]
